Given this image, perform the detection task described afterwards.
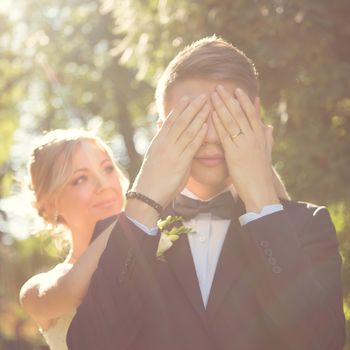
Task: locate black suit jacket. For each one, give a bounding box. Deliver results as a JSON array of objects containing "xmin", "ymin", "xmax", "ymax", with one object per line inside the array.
[{"xmin": 67, "ymin": 199, "xmax": 345, "ymax": 350}]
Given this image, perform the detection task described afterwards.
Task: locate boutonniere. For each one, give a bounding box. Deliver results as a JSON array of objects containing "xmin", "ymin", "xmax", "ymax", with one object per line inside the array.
[{"xmin": 156, "ymin": 216, "xmax": 194, "ymax": 259}]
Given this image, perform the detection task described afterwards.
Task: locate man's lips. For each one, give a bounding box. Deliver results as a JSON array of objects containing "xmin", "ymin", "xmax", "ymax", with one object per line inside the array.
[
  {"xmin": 93, "ymin": 199, "xmax": 117, "ymax": 208},
  {"xmin": 194, "ymin": 156, "xmax": 225, "ymax": 167}
]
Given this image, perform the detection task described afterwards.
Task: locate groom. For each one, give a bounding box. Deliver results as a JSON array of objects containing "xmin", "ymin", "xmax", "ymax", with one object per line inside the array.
[{"xmin": 67, "ymin": 36, "xmax": 345, "ymax": 350}]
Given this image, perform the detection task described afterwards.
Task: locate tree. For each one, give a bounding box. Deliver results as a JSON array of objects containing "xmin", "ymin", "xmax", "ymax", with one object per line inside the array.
[{"xmin": 0, "ymin": 12, "xmax": 28, "ymax": 200}]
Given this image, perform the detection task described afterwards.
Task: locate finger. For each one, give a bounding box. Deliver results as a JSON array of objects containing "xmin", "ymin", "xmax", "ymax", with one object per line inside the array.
[
  {"xmin": 215, "ymin": 85, "xmax": 251, "ymax": 135},
  {"xmin": 235, "ymin": 88, "xmax": 264, "ymax": 137},
  {"xmin": 171, "ymin": 93, "xmax": 208, "ymax": 141},
  {"xmin": 182, "ymin": 122, "xmax": 208, "ymax": 160},
  {"xmin": 177, "ymin": 103, "xmax": 210, "ymax": 150},
  {"xmin": 212, "ymin": 111, "xmax": 238, "ymax": 152},
  {"xmin": 211, "ymin": 90, "xmax": 243, "ymax": 137},
  {"xmin": 161, "ymin": 95, "xmax": 190, "ymax": 134}
]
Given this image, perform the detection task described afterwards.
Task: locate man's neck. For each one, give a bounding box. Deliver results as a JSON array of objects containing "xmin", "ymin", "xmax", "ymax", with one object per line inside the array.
[{"xmin": 185, "ymin": 178, "xmax": 233, "ymax": 200}]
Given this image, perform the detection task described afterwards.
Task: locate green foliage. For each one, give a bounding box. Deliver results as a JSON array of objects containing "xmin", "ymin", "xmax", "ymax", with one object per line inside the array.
[
  {"xmin": 105, "ymin": 0, "xmax": 350, "ymax": 203},
  {"xmin": 0, "ymin": 231, "xmax": 58, "ymax": 347},
  {"xmin": 0, "ymin": 12, "xmax": 26, "ymax": 197}
]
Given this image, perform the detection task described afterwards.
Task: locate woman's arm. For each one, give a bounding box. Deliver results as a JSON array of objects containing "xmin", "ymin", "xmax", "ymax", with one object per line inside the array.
[{"xmin": 19, "ymin": 220, "xmax": 116, "ymax": 330}]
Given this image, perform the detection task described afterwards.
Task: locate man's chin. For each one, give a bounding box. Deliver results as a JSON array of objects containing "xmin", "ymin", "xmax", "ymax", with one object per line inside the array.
[{"xmin": 186, "ymin": 175, "xmax": 232, "ymax": 199}]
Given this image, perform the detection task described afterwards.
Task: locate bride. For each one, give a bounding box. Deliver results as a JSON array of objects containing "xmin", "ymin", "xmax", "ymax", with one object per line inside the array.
[{"xmin": 19, "ymin": 129, "xmax": 128, "ymax": 350}]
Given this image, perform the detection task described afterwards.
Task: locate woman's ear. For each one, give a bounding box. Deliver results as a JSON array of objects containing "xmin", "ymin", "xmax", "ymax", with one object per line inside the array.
[
  {"xmin": 43, "ymin": 197, "xmax": 59, "ymax": 223},
  {"xmin": 156, "ymin": 117, "xmax": 164, "ymax": 130}
]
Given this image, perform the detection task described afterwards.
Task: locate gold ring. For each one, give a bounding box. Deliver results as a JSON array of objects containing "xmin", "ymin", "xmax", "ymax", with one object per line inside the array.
[{"xmin": 231, "ymin": 129, "xmax": 243, "ymax": 140}]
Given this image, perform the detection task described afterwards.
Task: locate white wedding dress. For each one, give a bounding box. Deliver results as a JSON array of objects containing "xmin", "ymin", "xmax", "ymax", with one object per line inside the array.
[
  {"xmin": 41, "ymin": 310, "xmax": 76, "ymax": 350},
  {"xmin": 39, "ymin": 263, "xmax": 75, "ymax": 350}
]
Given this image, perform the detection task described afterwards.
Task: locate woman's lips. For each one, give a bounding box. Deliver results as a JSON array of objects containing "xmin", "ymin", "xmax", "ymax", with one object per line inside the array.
[
  {"xmin": 194, "ymin": 157, "xmax": 225, "ymax": 167},
  {"xmin": 93, "ymin": 199, "xmax": 116, "ymax": 208}
]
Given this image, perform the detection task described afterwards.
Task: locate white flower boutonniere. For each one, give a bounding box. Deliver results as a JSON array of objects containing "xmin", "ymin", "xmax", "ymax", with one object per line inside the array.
[{"xmin": 156, "ymin": 216, "xmax": 194, "ymax": 258}]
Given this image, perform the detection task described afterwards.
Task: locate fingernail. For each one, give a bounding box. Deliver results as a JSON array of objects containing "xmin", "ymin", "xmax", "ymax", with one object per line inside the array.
[
  {"xmin": 236, "ymin": 88, "xmax": 242, "ymax": 95},
  {"xmin": 217, "ymin": 85, "xmax": 224, "ymax": 92}
]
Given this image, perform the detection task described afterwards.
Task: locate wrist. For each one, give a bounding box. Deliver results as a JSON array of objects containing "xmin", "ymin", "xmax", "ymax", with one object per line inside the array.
[
  {"xmin": 125, "ymin": 199, "xmax": 160, "ymax": 229},
  {"xmin": 132, "ymin": 183, "xmax": 170, "ymax": 208},
  {"xmin": 126, "ymin": 191, "xmax": 163, "ymax": 214},
  {"xmin": 241, "ymin": 186, "xmax": 280, "ymax": 213}
]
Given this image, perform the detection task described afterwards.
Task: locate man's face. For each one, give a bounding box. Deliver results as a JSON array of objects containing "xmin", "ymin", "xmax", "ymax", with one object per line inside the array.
[{"xmin": 162, "ymin": 78, "xmax": 239, "ymax": 199}]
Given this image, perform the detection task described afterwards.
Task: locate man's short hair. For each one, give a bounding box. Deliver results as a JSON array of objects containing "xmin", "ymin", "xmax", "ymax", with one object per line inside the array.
[{"xmin": 156, "ymin": 35, "xmax": 259, "ymax": 117}]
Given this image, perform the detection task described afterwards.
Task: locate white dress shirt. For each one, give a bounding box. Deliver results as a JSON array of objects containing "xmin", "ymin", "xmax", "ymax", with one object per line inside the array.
[{"xmin": 128, "ymin": 186, "xmax": 283, "ymax": 307}]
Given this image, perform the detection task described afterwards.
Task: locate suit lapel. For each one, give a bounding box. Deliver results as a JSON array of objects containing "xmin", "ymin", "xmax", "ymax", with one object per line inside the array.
[
  {"xmin": 160, "ymin": 196, "xmax": 248, "ymax": 324},
  {"xmin": 162, "ymin": 206, "xmax": 207, "ymax": 324},
  {"xmin": 164, "ymin": 234, "xmax": 207, "ymax": 322},
  {"xmin": 206, "ymin": 215, "xmax": 248, "ymax": 321}
]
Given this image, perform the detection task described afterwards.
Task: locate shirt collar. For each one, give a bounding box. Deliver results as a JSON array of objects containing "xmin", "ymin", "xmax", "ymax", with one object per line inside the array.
[{"xmin": 181, "ymin": 185, "xmax": 236, "ymax": 202}]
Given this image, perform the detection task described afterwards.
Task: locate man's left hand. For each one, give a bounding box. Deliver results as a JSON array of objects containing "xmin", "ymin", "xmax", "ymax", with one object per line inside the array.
[{"xmin": 211, "ymin": 85, "xmax": 279, "ymax": 213}]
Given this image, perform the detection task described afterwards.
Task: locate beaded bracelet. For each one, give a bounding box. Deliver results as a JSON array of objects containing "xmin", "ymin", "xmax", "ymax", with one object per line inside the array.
[{"xmin": 126, "ymin": 191, "xmax": 163, "ymax": 214}]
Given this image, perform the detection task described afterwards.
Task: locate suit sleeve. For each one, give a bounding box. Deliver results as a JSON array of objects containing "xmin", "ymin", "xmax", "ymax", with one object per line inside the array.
[
  {"xmin": 241, "ymin": 205, "xmax": 345, "ymax": 350},
  {"xmin": 89, "ymin": 214, "xmax": 118, "ymax": 243},
  {"xmin": 66, "ymin": 213, "xmax": 159, "ymax": 350}
]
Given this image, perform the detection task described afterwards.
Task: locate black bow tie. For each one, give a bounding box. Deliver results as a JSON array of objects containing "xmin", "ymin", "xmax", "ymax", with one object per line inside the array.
[{"xmin": 173, "ymin": 191, "xmax": 238, "ymax": 220}]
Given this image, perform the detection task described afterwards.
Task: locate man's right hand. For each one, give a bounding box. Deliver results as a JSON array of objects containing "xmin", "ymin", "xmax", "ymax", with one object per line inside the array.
[{"xmin": 125, "ymin": 94, "xmax": 210, "ymax": 227}]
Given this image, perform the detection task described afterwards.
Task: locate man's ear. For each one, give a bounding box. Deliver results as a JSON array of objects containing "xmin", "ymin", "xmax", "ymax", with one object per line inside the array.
[{"xmin": 254, "ymin": 97, "xmax": 262, "ymax": 120}]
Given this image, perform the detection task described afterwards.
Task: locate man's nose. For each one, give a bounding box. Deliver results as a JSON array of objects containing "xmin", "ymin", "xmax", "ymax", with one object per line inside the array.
[{"xmin": 203, "ymin": 114, "xmax": 221, "ymax": 144}]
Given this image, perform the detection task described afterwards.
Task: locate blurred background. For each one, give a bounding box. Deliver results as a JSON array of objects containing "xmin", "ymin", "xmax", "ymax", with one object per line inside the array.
[{"xmin": 0, "ymin": 0, "xmax": 349, "ymax": 348}]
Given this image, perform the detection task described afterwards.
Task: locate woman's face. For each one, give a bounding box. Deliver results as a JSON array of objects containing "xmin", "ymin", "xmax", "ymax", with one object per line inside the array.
[{"xmin": 55, "ymin": 141, "xmax": 123, "ymax": 239}]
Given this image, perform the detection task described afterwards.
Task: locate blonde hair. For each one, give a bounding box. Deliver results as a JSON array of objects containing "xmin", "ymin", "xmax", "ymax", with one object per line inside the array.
[
  {"xmin": 28, "ymin": 129, "xmax": 129, "ymax": 224},
  {"xmin": 156, "ymin": 35, "xmax": 259, "ymax": 118}
]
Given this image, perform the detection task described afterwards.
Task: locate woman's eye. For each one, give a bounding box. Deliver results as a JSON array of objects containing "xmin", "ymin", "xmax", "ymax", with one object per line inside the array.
[
  {"xmin": 72, "ymin": 175, "xmax": 87, "ymax": 186},
  {"xmin": 104, "ymin": 165, "xmax": 115, "ymax": 174}
]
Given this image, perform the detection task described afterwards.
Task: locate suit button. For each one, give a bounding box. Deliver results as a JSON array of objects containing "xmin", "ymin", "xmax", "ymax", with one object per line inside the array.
[
  {"xmin": 272, "ymin": 266, "xmax": 282, "ymax": 274},
  {"xmin": 264, "ymin": 248, "xmax": 272, "ymax": 256},
  {"xmin": 268, "ymin": 256, "xmax": 277, "ymax": 265},
  {"xmin": 260, "ymin": 240, "xmax": 269, "ymax": 248}
]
